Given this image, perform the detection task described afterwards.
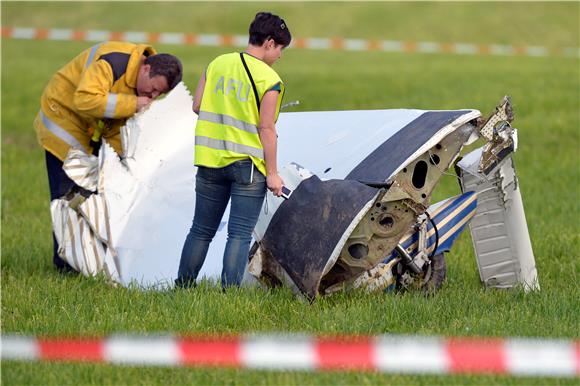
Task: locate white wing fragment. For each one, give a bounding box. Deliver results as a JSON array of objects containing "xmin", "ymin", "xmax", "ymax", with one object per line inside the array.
[
  {"xmin": 52, "ymin": 82, "xmax": 203, "ymax": 285},
  {"xmin": 51, "ymin": 198, "xmax": 108, "ymax": 276},
  {"xmin": 52, "ymin": 88, "xmax": 533, "ymax": 295},
  {"xmin": 50, "ymin": 93, "xmax": 481, "ymax": 288},
  {"xmin": 62, "ymin": 149, "xmax": 99, "ymax": 192}
]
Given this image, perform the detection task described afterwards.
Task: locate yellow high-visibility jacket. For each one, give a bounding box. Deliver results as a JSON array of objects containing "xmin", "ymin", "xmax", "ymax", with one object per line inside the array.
[
  {"xmin": 195, "ymin": 52, "xmax": 284, "ymax": 176},
  {"xmin": 34, "ymin": 42, "xmax": 156, "ymax": 161}
]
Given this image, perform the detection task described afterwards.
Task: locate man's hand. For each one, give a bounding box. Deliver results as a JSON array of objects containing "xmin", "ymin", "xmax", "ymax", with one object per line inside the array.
[
  {"xmin": 137, "ymin": 96, "xmax": 153, "ymax": 111},
  {"xmin": 267, "ymin": 173, "xmax": 284, "ymax": 197}
]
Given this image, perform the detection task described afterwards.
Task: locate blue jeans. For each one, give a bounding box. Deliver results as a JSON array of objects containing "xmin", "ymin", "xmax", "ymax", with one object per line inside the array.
[{"xmin": 177, "ymin": 159, "xmax": 266, "ymax": 288}]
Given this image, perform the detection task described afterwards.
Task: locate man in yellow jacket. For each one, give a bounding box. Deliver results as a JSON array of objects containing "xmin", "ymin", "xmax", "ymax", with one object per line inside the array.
[{"xmin": 35, "ymin": 41, "xmax": 182, "ymax": 272}]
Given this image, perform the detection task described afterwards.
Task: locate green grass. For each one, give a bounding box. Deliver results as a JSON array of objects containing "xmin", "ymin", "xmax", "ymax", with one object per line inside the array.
[
  {"xmin": 6, "ymin": 362, "xmax": 580, "ymax": 386},
  {"xmin": 2, "ymin": 1, "xmax": 579, "ymax": 47},
  {"xmin": 2, "ymin": 2, "xmax": 579, "ymax": 385}
]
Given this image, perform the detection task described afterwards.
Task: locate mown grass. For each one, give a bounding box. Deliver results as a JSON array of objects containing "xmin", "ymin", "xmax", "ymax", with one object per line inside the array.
[
  {"xmin": 2, "ymin": 2, "xmax": 579, "ymax": 385},
  {"xmin": 6, "ymin": 361, "xmax": 580, "ymax": 386},
  {"xmin": 2, "ymin": 1, "xmax": 579, "ymax": 47}
]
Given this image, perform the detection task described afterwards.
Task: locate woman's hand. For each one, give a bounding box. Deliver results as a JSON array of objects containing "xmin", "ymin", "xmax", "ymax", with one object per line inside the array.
[{"xmin": 267, "ymin": 173, "xmax": 284, "ymax": 196}]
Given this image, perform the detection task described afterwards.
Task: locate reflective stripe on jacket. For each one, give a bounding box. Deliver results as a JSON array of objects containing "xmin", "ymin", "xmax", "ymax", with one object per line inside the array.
[
  {"xmin": 194, "ymin": 52, "xmax": 284, "ymax": 176},
  {"xmin": 34, "ymin": 42, "xmax": 156, "ymax": 161}
]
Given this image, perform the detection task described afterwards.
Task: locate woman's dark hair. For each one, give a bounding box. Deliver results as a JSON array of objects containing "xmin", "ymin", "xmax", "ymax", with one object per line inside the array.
[
  {"xmin": 146, "ymin": 53, "xmax": 183, "ymax": 90},
  {"xmin": 249, "ymin": 12, "xmax": 292, "ymax": 48}
]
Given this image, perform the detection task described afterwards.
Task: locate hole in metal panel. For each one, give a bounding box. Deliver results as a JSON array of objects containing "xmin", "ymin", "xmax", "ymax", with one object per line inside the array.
[
  {"xmin": 412, "ymin": 160, "xmax": 428, "ymax": 189},
  {"xmin": 379, "ymin": 215, "xmax": 394, "ymax": 229},
  {"xmin": 429, "ymin": 154, "xmax": 440, "ymax": 165},
  {"xmin": 348, "ymin": 243, "xmax": 369, "ymax": 260}
]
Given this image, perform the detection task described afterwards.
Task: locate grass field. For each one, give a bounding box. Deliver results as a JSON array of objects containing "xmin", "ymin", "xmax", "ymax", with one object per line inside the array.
[{"xmin": 2, "ymin": 2, "xmax": 579, "ymax": 385}]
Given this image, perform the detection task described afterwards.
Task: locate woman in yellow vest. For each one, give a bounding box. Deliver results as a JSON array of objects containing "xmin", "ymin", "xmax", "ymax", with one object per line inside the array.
[{"xmin": 176, "ymin": 12, "xmax": 291, "ymax": 288}]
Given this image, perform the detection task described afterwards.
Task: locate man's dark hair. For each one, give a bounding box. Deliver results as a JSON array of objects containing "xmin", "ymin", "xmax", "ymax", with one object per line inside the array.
[
  {"xmin": 249, "ymin": 12, "xmax": 292, "ymax": 48},
  {"xmin": 145, "ymin": 53, "xmax": 183, "ymax": 91}
]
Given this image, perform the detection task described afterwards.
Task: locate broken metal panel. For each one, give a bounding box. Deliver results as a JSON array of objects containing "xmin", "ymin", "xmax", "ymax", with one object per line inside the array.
[
  {"xmin": 274, "ymin": 109, "xmax": 480, "ymax": 183},
  {"xmin": 52, "ymin": 86, "xmax": 526, "ymax": 298},
  {"xmin": 62, "ymin": 149, "xmax": 99, "ymax": 192},
  {"xmin": 424, "ymin": 191, "xmax": 478, "ymax": 255},
  {"xmin": 383, "ymin": 191, "xmax": 478, "ymax": 263},
  {"xmin": 77, "ymin": 191, "xmax": 112, "ymax": 245},
  {"xmin": 51, "ymin": 199, "xmax": 108, "ymax": 276},
  {"xmin": 99, "ymin": 83, "xmax": 201, "ymax": 287},
  {"xmin": 247, "ymin": 245, "xmax": 302, "ymax": 294},
  {"xmin": 50, "ymin": 83, "xmax": 205, "ymax": 287},
  {"xmin": 351, "ymin": 191, "xmax": 478, "ymax": 294},
  {"xmin": 252, "ymin": 163, "xmax": 315, "ymax": 242},
  {"xmin": 346, "ymin": 110, "xmax": 480, "ymax": 184},
  {"xmin": 476, "ymin": 96, "xmax": 518, "ymax": 175},
  {"xmin": 274, "ymin": 109, "xmax": 425, "ymax": 180},
  {"xmin": 478, "ymin": 96, "xmax": 514, "ymax": 142},
  {"xmin": 352, "ymin": 258, "xmax": 400, "ymax": 293},
  {"xmin": 250, "ymin": 110, "xmax": 482, "ymax": 299},
  {"xmin": 458, "ymin": 148, "xmax": 539, "ymax": 291},
  {"xmin": 257, "ymin": 175, "xmax": 380, "ymax": 300},
  {"xmin": 320, "ymin": 120, "xmax": 477, "ymax": 295}
]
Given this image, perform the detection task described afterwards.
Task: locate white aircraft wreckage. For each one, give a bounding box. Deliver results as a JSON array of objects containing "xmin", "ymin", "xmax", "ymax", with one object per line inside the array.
[{"xmin": 52, "ymin": 83, "xmax": 539, "ymax": 300}]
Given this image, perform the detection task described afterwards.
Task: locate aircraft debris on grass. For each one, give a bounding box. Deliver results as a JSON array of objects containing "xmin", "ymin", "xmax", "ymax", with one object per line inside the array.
[{"xmin": 52, "ymin": 83, "xmax": 539, "ymax": 300}]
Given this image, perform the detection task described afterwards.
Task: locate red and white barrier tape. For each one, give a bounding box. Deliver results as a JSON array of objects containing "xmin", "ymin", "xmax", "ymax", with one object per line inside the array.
[
  {"xmin": 2, "ymin": 27, "xmax": 579, "ymax": 58},
  {"xmin": 2, "ymin": 334, "xmax": 579, "ymax": 377}
]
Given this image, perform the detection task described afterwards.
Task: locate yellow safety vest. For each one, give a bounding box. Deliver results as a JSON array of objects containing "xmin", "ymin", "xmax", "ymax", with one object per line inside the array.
[{"xmin": 194, "ymin": 52, "xmax": 284, "ymax": 176}]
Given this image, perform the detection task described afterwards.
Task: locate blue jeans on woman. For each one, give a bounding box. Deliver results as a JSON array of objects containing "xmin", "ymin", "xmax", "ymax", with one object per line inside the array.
[{"xmin": 176, "ymin": 159, "xmax": 266, "ymax": 288}]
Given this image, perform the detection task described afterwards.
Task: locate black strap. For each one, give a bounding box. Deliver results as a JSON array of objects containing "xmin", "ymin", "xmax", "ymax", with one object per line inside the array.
[{"xmin": 240, "ymin": 53, "xmax": 260, "ymax": 112}]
